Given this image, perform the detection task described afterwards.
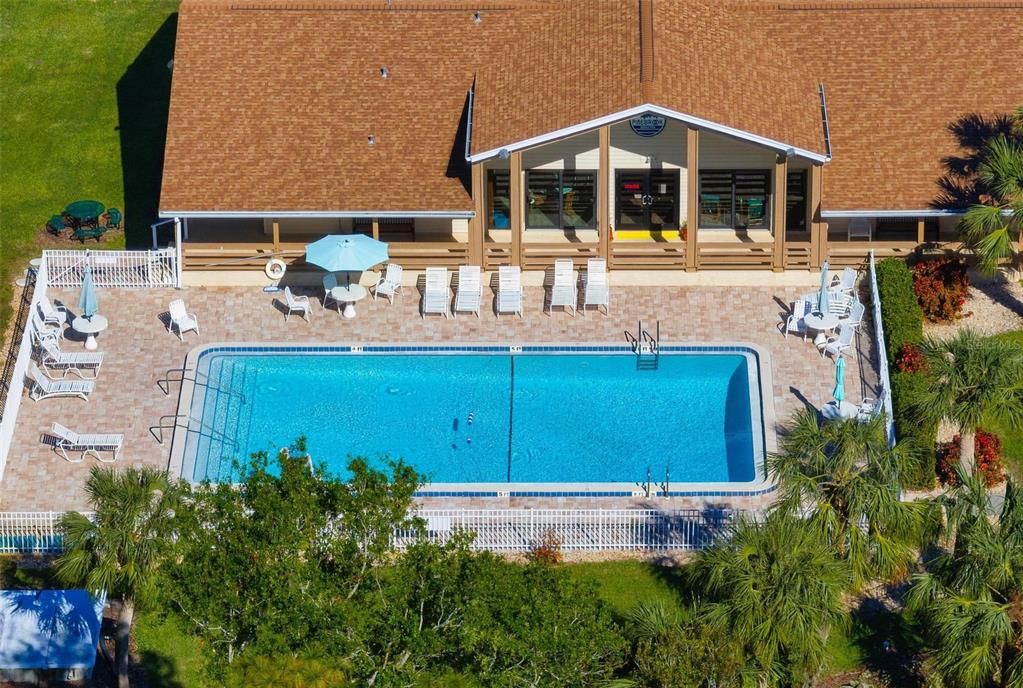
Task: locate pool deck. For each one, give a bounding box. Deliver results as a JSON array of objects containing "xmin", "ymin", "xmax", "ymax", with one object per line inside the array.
[{"xmin": 3, "ymin": 282, "xmax": 878, "ymax": 512}]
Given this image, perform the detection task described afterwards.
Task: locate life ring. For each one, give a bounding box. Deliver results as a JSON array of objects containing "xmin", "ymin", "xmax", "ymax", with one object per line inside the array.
[{"xmin": 264, "ymin": 258, "xmax": 287, "ymax": 280}]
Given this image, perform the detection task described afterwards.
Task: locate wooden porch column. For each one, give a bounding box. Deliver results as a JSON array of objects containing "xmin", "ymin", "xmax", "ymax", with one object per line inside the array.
[
  {"xmin": 808, "ymin": 163, "xmax": 825, "ymax": 268},
  {"xmin": 916, "ymin": 217, "xmax": 926, "ymax": 245},
  {"xmin": 772, "ymin": 155, "xmax": 788, "ymax": 272},
  {"xmin": 510, "ymin": 150, "xmax": 524, "ymax": 267},
  {"xmin": 271, "ymin": 219, "xmax": 280, "ymax": 252},
  {"xmin": 470, "ymin": 163, "xmax": 485, "ymax": 266},
  {"xmin": 685, "ymin": 127, "xmax": 699, "ymax": 271},
  {"xmin": 371, "ymin": 218, "xmax": 380, "ymax": 240},
  {"xmin": 598, "ymin": 125, "xmax": 611, "ymax": 263}
]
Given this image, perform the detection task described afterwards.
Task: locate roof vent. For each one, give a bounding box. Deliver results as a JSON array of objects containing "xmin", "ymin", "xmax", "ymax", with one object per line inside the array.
[
  {"xmin": 368, "ymin": 135, "xmax": 376, "ymax": 146},
  {"xmin": 473, "ymin": 10, "xmax": 482, "ymax": 24},
  {"xmin": 380, "ymin": 66, "xmax": 389, "ymax": 79}
]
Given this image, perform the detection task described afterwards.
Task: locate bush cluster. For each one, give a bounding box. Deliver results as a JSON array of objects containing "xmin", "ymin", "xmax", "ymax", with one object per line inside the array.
[
  {"xmin": 912, "ymin": 258, "xmax": 969, "ymax": 323},
  {"xmin": 937, "ymin": 430, "xmax": 1005, "ymax": 487},
  {"xmin": 891, "ymin": 372, "xmax": 938, "ymax": 490},
  {"xmin": 875, "ymin": 258, "xmax": 924, "ymax": 367},
  {"xmin": 895, "ymin": 342, "xmax": 928, "ymax": 374}
]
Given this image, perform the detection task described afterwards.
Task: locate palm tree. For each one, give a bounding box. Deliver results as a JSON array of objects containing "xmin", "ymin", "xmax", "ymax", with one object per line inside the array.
[
  {"xmin": 907, "ymin": 472, "xmax": 1023, "ymax": 688},
  {"xmin": 690, "ymin": 513, "xmax": 852, "ymax": 687},
  {"xmin": 911, "ymin": 329, "xmax": 1023, "ymax": 473},
  {"xmin": 768, "ymin": 409, "xmax": 926, "ymax": 585},
  {"xmin": 56, "ymin": 467, "xmax": 183, "ymax": 688},
  {"xmin": 960, "ymin": 109, "xmax": 1023, "ymax": 275}
]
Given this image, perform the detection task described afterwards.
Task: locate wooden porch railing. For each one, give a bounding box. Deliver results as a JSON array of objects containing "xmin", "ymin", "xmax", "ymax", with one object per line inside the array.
[
  {"xmin": 610, "ymin": 242, "xmax": 687, "ymax": 270},
  {"xmin": 183, "ymin": 241, "xmax": 469, "ymax": 271},
  {"xmin": 522, "ymin": 243, "xmax": 600, "ymax": 270},
  {"xmin": 483, "ymin": 244, "xmax": 513, "ymax": 269},
  {"xmin": 784, "ymin": 242, "xmax": 813, "ymax": 270},
  {"xmin": 824, "ymin": 241, "xmax": 962, "ymax": 268},
  {"xmin": 696, "ymin": 242, "xmax": 775, "ymax": 270}
]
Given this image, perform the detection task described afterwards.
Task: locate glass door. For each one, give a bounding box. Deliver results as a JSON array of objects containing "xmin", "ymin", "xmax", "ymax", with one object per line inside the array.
[{"xmin": 615, "ymin": 170, "xmax": 680, "ymax": 231}]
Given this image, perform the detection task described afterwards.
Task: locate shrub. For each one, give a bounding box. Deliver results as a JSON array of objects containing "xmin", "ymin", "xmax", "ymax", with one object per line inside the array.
[
  {"xmin": 912, "ymin": 258, "xmax": 969, "ymax": 322},
  {"xmin": 895, "ymin": 343, "xmax": 928, "ymax": 373},
  {"xmin": 937, "ymin": 430, "xmax": 1005, "ymax": 487},
  {"xmin": 875, "ymin": 258, "xmax": 924, "ymax": 367},
  {"xmin": 891, "ymin": 371, "xmax": 937, "ymax": 490},
  {"xmin": 529, "ymin": 528, "xmax": 563, "ymax": 565}
]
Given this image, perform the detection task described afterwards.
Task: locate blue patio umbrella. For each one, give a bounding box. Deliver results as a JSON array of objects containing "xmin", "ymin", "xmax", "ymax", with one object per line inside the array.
[
  {"xmin": 818, "ymin": 260, "xmax": 830, "ymax": 314},
  {"xmin": 305, "ymin": 234, "xmax": 389, "ymax": 285},
  {"xmin": 78, "ymin": 264, "xmax": 98, "ymax": 319},
  {"xmin": 832, "ymin": 355, "xmax": 846, "ymax": 403}
]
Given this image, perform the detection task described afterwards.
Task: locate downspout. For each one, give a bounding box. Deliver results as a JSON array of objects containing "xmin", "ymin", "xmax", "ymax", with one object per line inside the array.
[{"xmin": 173, "ymin": 217, "xmax": 183, "ymax": 289}]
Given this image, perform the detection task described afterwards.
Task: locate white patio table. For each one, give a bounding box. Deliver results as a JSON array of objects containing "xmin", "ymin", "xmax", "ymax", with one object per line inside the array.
[
  {"xmin": 330, "ymin": 284, "xmax": 368, "ymax": 319},
  {"xmin": 803, "ymin": 311, "xmax": 839, "ymax": 349},
  {"xmin": 71, "ymin": 314, "xmax": 108, "ymax": 351}
]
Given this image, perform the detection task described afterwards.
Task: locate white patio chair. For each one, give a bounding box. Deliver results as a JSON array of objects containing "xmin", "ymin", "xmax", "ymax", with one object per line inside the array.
[
  {"xmin": 282, "ymin": 287, "xmax": 311, "ymax": 322},
  {"xmin": 582, "ymin": 258, "xmax": 609, "ymax": 316},
  {"xmin": 49, "ymin": 422, "xmax": 122, "ymax": 463},
  {"xmin": 167, "ymin": 299, "xmax": 199, "ymax": 340},
  {"xmin": 856, "ymin": 391, "xmax": 885, "ymax": 423},
  {"xmin": 496, "ymin": 266, "xmax": 523, "ymax": 318},
  {"xmin": 823, "ymin": 324, "xmax": 855, "ymax": 359},
  {"xmin": 848, "ymin": 218, "xmax": 872, "ymax": 241},
  {"xmin": 27, "ymin": 362, "xmax": 94, "ymax": 402},
  {"xmin": 830, "ymin": 266, "xmax": 857, "ymax": 294},
  {"xmin": 38, "ymin": 337, "xmax": 104, "ymax": 379},
  {"xmin": 422, "ymin": 267, "xmax": 450, "ymax": 318},
  {"xmin": 839, "ymin": 299, "xmax": 866, "ymax": 329},
  {"xmin": 784, "ymin": 298, "xmax": 811, "ymax": 340},
  {"xmin": 828, "ymin": 290, "xmax": 854, "ymax": 316},
  {"xmin": 373, "ymin": 264, "xmax": 403, "ymax": 304},
  {"xmin": 453, "ymin": 265, "xmax": 483, "ymax": 318},
  {"xmin": 322, "ymin": 273, "xmax": 342, "ymax": 314},
  {"xmin": 38, "ymin": 297, "xmax": 67, "ymax": 326},
  {"xmin": 30, "ymin": 312, "xmax": 62, "ymax": 343},
  {"xmin": 547, "ymin": 259, "xmax": 577, "ymax": 316}
]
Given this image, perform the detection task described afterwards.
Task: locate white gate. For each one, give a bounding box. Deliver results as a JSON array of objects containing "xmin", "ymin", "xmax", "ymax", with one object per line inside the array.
[{"xmin": 44, "ymin": 249, "xmax": 177, "ymax": 289}]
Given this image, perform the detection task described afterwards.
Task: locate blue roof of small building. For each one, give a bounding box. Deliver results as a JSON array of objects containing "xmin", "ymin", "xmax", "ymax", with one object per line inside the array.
[{"xmin": 0, "ymin": 589, "xmax": 105, "ymax": 670}]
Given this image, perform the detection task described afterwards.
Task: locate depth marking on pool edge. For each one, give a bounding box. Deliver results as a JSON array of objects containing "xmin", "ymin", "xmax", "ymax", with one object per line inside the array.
[{"xmin": 507, "ymin": 356, "xmax": 515, "ymax": 482}]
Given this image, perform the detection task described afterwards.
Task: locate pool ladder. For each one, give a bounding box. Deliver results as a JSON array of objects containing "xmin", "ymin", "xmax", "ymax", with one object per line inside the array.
[{"xmin": 626, "ymin": 320, "xmax": 660, "ymax": 370}]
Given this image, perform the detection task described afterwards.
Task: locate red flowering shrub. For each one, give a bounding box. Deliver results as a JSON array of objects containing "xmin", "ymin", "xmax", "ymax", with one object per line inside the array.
[
  {"xmin": 912, "ymin": 258, "xmax": 969, "ymax": 322},
  {"xmin": 529, "ymin": 528, "xmax": 563, "ymax": 565},
  {"xmin": 937, "ymin": 429, "xmax": 1005, "ymax": 487},
  {"xmin": 895, "ymin": 343, "xmax": 928, "ymax": 373}
]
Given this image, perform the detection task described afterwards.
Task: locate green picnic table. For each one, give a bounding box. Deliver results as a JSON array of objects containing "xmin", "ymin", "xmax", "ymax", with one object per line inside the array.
[{"xmin": 64, "ymin": 200, "xmax": 105, "ymax": 222}]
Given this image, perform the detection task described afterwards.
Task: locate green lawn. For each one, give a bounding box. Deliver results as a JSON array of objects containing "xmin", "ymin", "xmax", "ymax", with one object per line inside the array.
[
  {"xmin": 0, "ymin": 0, "xmax": 178, "ymax": 334},
  {"xmin": 133, "ymin": 612, "xmax": 208, "ymax": 688},
  {"xmin": 991, "ymin": 329, "xmax": 1023, "ymax": 476},
  {"xmin": 566, "ymin": 560, "xmax": 686, "ymax": 618}
]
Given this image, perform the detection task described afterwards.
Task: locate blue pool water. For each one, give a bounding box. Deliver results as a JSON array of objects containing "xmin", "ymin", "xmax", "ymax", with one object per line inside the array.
[{"xmin": 181, "ymin": 350, "xmax": 760, "ymax": 486}]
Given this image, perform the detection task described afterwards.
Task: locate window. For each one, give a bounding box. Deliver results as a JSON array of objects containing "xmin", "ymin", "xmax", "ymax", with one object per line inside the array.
[
  {"xmin": 487, "ymin": 170, "xmax": 510, "ymax": 229},
  {"xmin": 525, "ymin": 170, "xmax": 597, "ymax": 230},
  {"xmin": 786, "ymin": 170, "xmax": 807, "ymax": 232},
  {"xmin": 615, "ymin": 170, "xmax": 680, "ymax": 230},
  {"xmin": 699, "ymin": 170, "xmax": 770, "ymax": 229}
]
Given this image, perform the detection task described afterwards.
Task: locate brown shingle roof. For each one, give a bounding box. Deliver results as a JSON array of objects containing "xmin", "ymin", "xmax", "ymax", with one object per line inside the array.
[{"xmin": 161, "ymin": 0, "xmax": 1023, "ymax": 216}]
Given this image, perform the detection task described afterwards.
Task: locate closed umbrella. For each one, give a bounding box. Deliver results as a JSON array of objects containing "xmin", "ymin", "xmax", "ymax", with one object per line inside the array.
[
  {"xmin": 78, "ymin": 264, "xmax": 98, "ymax": 319},
  {"xmin": 305, "ymin": 234, "xmax": 389, "ymax": 285},
  {"xmin": 832, "ymin": 355, "xmax": 846, "ymax": 403},
  {"xmin": 818, "ymin": 260, "xmax": 830, "ymax": 314}
]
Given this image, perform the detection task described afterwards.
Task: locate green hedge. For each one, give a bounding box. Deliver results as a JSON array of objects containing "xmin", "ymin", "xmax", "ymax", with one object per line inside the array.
[
  {"xmin": 891, "ymin": 372, "xmax": 937, "ymax": 490},
  {"xmin": 875, "ymin": 258, "xmax": 924, "ymax": 367}
]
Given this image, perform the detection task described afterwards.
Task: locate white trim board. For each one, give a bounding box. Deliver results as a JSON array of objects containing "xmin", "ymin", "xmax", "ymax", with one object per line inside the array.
[
  {"xmin": 822, "ymin": 209, "xmax": 965, "ymax": 218},
  {"xmin": 159, "ymin": 210, "xmax": 475, "ymax": 219}
]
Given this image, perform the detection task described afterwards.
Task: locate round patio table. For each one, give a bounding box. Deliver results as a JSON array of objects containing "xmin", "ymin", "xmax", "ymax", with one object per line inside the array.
[
  {"xmin": 330, "ymin": 284, "xmax": 368, "ymax": 319},
  {"xmin": 64, "ymin": 200, "xmax": 105, "ymax": 225},
  {"xmin": 71, "ymin": 314, "xmax": 108, "ymax": 351},
  {"xmin": 803, "ymin": 311, "xmax": 839, "ymax": 348},
  {"xmin": 821, "ymin": 400, "xmax": 858, "ymax": 421}
]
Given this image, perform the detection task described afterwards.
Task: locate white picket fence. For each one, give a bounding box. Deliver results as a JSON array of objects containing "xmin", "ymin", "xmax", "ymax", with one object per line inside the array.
[
  {"xmin": 44, "ymin": 249, "xmax": 177, "ymax": 289},
  {"xmin": 0, "ymin": 508, "xmax": 739, "ymax": 555},
  {"xmin": 867, "ymin": 251, "xmax": 897, "ymax": 447}
]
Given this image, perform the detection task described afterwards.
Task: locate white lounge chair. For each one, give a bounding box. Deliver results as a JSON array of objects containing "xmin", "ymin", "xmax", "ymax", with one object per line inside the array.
[
  {"xmin": 49, "ymin": 422, "xmax": 122, "ymax": 463},
  {"xmin": 823, "ymin": 324, "xmax": 855, "ymax": 359},
  {"xmin": 453, "ymin": 265, "xmax": 483, "ymax": 318},
  {"xmin": 848, "ymin": 218, "xmax": 872, "ymax": 241},
  {"xmin": 373, "ymin": 264, "xmax": 403, "ymax": 304},
  {"xmin": 496, "ymin": 266, "xmax": 523, "ymax": 318},
  {"xmin": 547, "ymin": 259, "xmax": 577, "ymax": 316},
  {"xmin": 582, "ymin": 258, "xmax": 609, "ymax": 316},
  {"xmin": 831, "ymin": 267, "xmax": 857, "ymax": 294},
  {"xmin": 784, "ymin": 298, "xmax": 811, "ymax": 340},
  {"xmin": 422, "ymin": 267, "xmax": 450, "ymax": 318},
  {"xmin": 38, "ymin": 297, "xmax": 67, "ymax": 327},
  {"xmin": 38, "ymin": 337, "xmax": 104, "ymax": 378},
  {"xmin": 27, "ymin": 362, "xmax": 94, "ymax": 402},
  {"xmin": 839, "ymin": 299, "xmax": 866, "ymax": 329},
  {"xmin": 322, "ymin": 273, "xmax": 342, "ymax": 314},
  {"xmin": 282, "ymin": 287, "xmax": 311, "ymax": 322},
  {"xmin": 167, "ymin": 299, "xmax": 199, "ymax": 340}
]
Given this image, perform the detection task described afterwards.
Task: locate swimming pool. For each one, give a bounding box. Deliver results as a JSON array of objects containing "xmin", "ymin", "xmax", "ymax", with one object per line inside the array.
[{"xmin": 172, "ymin": 345, "xmax": 772, "ymax": 496}]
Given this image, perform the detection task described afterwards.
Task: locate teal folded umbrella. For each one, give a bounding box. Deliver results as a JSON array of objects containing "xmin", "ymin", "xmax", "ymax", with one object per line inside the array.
[
  {"xmin": 78, "ymin": 264, "xmax": 98, "ymax": 319},
  {"xmin": 832, "ymin": 356, "xmax": 845, "ymax": 403},
  {"xmin": 818, "ymin": 260, "xmax": 830, "ymax": 314}
]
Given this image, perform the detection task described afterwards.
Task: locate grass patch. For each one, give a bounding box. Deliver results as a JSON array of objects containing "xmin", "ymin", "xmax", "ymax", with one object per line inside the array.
[
  {"xmin": 0, "ymin": 557, "xmax": 60, "ymax": 588},
  {"xmin": 565, "ymin": 560, "xmax": 685, "ymax": 618},
  {"xmin": 989, "ymin": 330, "xmax": 1023, "ymax": 477},
  {"xmin": 0, "ymin": 0, "xmax": 178, "ymax": 335},
  {"xmin": 133, "ymin": 612, "xmax": 208, "ymax": 688}
]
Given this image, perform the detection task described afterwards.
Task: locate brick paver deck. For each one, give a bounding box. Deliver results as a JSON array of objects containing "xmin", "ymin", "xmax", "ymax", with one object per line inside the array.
[{"xmin": 3, "ymin": 283, "xmax": 877, "ymax": 512}]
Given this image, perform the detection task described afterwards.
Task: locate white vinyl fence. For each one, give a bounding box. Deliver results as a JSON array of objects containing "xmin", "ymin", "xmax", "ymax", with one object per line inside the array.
[
  {"xmin": 45, "ymin": 249, "xmax": 177, "ymax": 289},
  {"xmin": 867, "ymin": 250, "xmax": 897, "ymax": 446},
  {"xmin": 0, "ymin": 508, "xmax": 740, "ymax": 555}
]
